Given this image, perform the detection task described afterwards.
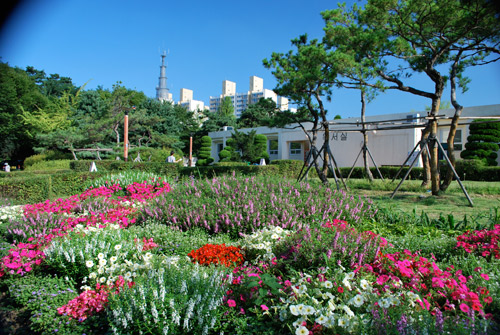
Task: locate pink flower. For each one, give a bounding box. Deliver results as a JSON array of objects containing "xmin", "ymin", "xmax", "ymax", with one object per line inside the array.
[
  {"xmin": 260, "ymin": 304, "xmax": 269, "ymax": 311},
  {"xmin": 480, "ymin": 273, "xmax": 490, "ymax": 281},
  {"xmin": 459, "ymin": 303, "xmax": 470, "ymax": 313},
  {"xmin": 227, "ymin": 299, "xmax": 236, "ymax": 308}
]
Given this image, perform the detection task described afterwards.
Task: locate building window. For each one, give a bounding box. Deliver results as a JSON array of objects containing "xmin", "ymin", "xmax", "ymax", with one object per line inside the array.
[
  {"xmin": 290, "ymin": 142, "xmax": 302, "ymax": 155},
  {"xmin": 269, "ymin": 139, "xmax": 278, "ymax": 155}
]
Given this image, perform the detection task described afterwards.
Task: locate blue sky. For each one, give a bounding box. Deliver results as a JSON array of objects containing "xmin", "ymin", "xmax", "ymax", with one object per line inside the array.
[{"xmin": 1, "ymin": 0, "xmax": 499, "ymax": 119}]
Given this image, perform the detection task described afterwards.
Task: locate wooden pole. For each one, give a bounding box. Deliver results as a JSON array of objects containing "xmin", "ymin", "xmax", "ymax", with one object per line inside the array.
[
  {"xmin": 188, "ymin": 136, "xmax": 193, "ymax": 167},
  {"xmin": 124, "ymin": 111, "xmax": 129, "ymax": 162}
]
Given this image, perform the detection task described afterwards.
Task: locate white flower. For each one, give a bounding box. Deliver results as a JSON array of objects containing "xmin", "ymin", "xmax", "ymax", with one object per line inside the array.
[
  {"xmin": 99, "ymin": 277, "xmax": 106, "ymax": 283},
  {"xmin": 97, "ymin": 253, "xmax": 105, "ymax": 259},
  {"xmin": 89, "ymin": 272, "xmax": 97, "ymax": 279},
  {"xmin": 296, "ymin": 326, "xmax": 309, "ymax": 335},
  {"xmin": 297, "ymin": 304, "xmax": 305, "ymax": 315},
  {"xmin": 360, "ymin": 279, "xmax": 370, "ymax": 290},
  {"xmin": 86, "ymin": 260, "xmax": 94, "ymax": 268},
  {"xmin": 98, "ymin": 267, "xmax": 105, "ymax": 274},
  {"xmin": 290, "ymin": 305, "xmax": 300, "ymax": 316},
  {"xmin": 328, "ymin": 300, "xmax": 336, "ymax": 312},
  {"xmin": 323, "ymin": 280, "xmax": 333, "ymax": 289},
  {"xmin": 99, "ymin": 258, "xmax": 107, "ymax": 266},
  {"xmin": 271, "ymin": 233, "xmax": 279, "ymax": 239},
  {"xmin": 342, "ymin": 305, "xmax": 355, "ymax": 318},
  {"xmin": 352, "ymin": 294, "xmax": 364, "ymax": 307},
  {"xmin": 110, "ymin": 256, "xmax": 118, "ymax": 263},
  {"xmin": 303, "ymin": 305, "xmax": 315, "ymax": 315},
  {"xmin": 338, "ymin": 316, "xmax": 349, "ymax": 328},
  {"xmin": 114, "ymin": 244, "xmax": 122, "ymax": 251},
  {"xmin": 346, "ymin": 272, "xmax": 355, "ymax": 280},
  {"xmin": 315, "ymin": 315, "xmax": 327, "ymax": 325}
]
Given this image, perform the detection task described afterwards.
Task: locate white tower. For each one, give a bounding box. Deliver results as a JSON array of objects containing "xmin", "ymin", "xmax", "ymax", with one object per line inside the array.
[{"xmin": 156, "ymin": 51, "xmax": 172, "ymax": 102}]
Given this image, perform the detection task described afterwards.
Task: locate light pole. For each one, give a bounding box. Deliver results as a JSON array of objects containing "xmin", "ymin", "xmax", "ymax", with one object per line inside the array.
[
  {"xmin": 124, "ymin": 110, "xmax": 129, "ymax": 162},
  {"xmin": 123, "ymin": 106, "xmax": 135, "ymax": 162},
  {"xmin": 188, "ymin": 133, "xmax": 193, "ymax": 167}
]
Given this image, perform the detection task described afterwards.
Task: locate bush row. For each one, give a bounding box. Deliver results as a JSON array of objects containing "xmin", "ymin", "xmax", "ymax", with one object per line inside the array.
[{"xmin": 0, "ymin": 172, "xmax": 106, "ymax": 203}]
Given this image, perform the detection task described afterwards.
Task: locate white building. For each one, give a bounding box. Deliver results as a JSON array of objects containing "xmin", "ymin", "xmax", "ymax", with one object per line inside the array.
[
  {"xmin": 209, "ymin": 76, "xmax": 291, "ymax": 118},
  {"xmin": 208, "ymin": 104, "xmax": 500, "ymax": 167},
  {"xmin": 178, "ymin": 88, "xmax": 208, "ymax": 112}
]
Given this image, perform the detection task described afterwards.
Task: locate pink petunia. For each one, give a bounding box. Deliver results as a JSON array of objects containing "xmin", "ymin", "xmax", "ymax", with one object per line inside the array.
[
  {"xmin": 480, "ymin": 273, "xmax": 490, "ymax": 281},
  {"xmin": 260, "ymin": 304, "xmax": 269, "ymax": 311},
  {"xmin": 227, "ymin": 299, "xmax": 236, "ymax": 308},
  {"xmin": 459, "ymin": 303, "xmax": 470, "ymax": 313}
]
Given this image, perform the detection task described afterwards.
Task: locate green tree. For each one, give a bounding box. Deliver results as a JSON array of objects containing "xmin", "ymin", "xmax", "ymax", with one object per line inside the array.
[
  {"xmin": 263, "ymin": 35, "xmax": 339, "ymax": 184},
  {"xmin": 238, "ymin": 98, "xmax": 278, "ymax": 128},
  {"xmin": 218, "ymin": 96, "xmax": 235, "ymax": 117},
  {"xmin": 254, "ymin": 134, "xmax": 270, "ymax": 164},
  {"xmin": 219, "ymin": 138, "xmax": 241, "ymax": 162},
  {"xmin": 0, "ymin": 62, "xmax": 49, "ymax": 160},
  {"xmin": 460, "ymin": 120, "xmax": 500, "ymax": 166},
  {"xmin": 322, "ymin": 0, "xmax": 500, "ymax": 195},
  {"xmin": 200, "ymin": 110, "xmax": 237, "ymax": 134}
]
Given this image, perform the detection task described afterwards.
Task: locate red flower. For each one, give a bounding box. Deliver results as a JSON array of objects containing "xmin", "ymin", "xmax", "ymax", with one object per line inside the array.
[{"xmin": 337, "ymin": 286, "xmax": 344, "ymax": 293}]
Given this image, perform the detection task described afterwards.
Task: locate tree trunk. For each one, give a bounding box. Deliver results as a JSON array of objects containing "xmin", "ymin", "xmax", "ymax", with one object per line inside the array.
[
  {"xmin": 429, "ymin": 98, "xmax": 441, "ymax": 196},
  {"xmin": 360, "ymin": 91, "xmax": 374, "ymax": 181},
  {"xmin": 441, "ymin": 56, "xmax": 463, "ymax": 191},
  {"xmin": 70, "ymin": 148, "xmax": 78, "ymax": 161},
  {"xmin": 113, "ymin": 123, "xmax": 120, "ymax": 144},
  {"xmin": 420, "ymin": 127, "xmax": 431, "ymax": 188}
]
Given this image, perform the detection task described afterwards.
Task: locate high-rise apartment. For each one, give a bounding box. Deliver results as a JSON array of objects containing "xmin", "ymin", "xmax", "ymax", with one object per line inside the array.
[{"xmin": 209, "ymin": 76, "xmax": 290, "ymax": 117}]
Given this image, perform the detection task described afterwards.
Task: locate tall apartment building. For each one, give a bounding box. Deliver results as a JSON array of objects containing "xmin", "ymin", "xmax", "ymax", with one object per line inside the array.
[
  {"xmin": 209, "ymin": 76, "xmax": 290, "ymax": 117},
  {"xmin": 178, "ymin": 88, "xmax": 207, "ymax": 112}
]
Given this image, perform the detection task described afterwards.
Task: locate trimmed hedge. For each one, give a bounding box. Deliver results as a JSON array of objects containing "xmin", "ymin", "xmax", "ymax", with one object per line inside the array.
[
  {"xmin": 0, "ymin": 172, "xmax": 108, "ymax": 203},
  {"xmin": 179, "ymin": 165, "xmax": 279, "ymax": 178},
  {"xmin": 0, "ymin": 175, "xmax": 52, "ymax": 203},
  {"xmin": 69, "ymin": 160, "xmax": 179, "ymax": 177}
]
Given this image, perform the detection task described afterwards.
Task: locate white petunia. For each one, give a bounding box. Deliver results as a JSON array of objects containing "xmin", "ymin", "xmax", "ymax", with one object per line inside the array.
[
  {"xmin": 360, "ymin": 279, "xmax": 370, "ymax": 290},
  {"xmin": 352, "ymin": 294, "xmax": 364, "ymax": 307},
  {"xmin": 86, "ymin": 260, "xmax": 94, "ymax": 268},
  {"xmin": 110, "ymin": 256, "xmax": 118, "ymax": 263},
  {"xmin": 323, "ymin": 280, "xmax": 333, "ymax": 289},
  {"xmin": 338, "ymin": 316, "xmax": 349, "ymax": 328},
  {"xmin": 97, "ymin": 253, "xmax": 105, "ymax": 259},
  {"xmin": 315, "ymin": 315, "xmax": 327, "ymax": 325},
  {"xmin": 114, "ymin": 244, "xmax": 122, "ymax": 251},
  {"xmin": 295, "ymin": 326, "xmax": 309, "ymax": 335},
  {"xmin": 99, "ymin": 258, "xmax": 107, "ymax": 266},
  {"xmin": 303, "ymin": 305, "xmax": 315, "ymax": 315},
  {"xmin": 290, "ymin": 305, "xmax": 300, "ymax": 316},
  {"xmin": 99, "ymin": 277, "xmax": 106, "ymax": 283}
]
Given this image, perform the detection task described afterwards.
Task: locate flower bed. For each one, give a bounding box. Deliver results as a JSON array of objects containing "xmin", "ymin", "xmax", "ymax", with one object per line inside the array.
[{"xmin": 0, "ymin": 174, "xmax": 498, "ymax": 334}]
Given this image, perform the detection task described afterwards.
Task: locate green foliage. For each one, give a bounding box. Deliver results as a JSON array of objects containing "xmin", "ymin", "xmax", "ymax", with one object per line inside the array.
[
  {"xmin": 269, "ymin": 159, "xmax": 304, "ymax": 178},
  {"xmin": 83, "ymin": 171, "xmax": 167, "ymax": 190},
  {"xmin": 237, "ymin": 98, "xmax": 278, "ymax": 129},
  {"xmin": 461, "ymin": 120, "xmax": 500, "ymax": 166},
  {"xmin": 6, "ymin": 274, "xmax": 95, "ymax": 334},
  {"xmin": 218, "ymin": 96, "xmax": 235, "ymax": 117},
  {"xmin": 24, "ymin": 159, "xmax": 71, "ymax": 172},
  {"xmin": 254, "ymin": 134, "xmax": 269, "ymax": 164},
  {"xmin": 0, "ymin": 175, "xmax": 52, "ymax": 203},
  {"xmin": 197, "ymin": 136, "xmax": 214, "ymax": 166}
]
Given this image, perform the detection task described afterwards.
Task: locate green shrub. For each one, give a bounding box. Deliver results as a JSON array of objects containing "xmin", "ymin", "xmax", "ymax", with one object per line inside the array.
[
  {"xmin": 24, "ymin": 159, "xmax": 71, "ymax": 171},
  {"xmin": 197, "ymin": 136, "xmax": 214, "ymax": 166},
  {"xmin": 0, "ymin": 175, "xmax": 52, "ymax": 203},
  {"xmin": 269, "ymin": 159, "xmax": 304, "ymax": 178},
  {"xmin": 461, "ymin": 120, "xmax": 500, "ymax": 166},
  {"xmin": 6, "ymin": 275, "xmax": 98, "ymax": 334}
]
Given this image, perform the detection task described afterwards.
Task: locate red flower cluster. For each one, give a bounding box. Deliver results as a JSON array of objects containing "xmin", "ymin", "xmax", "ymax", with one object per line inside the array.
[
  {"xmin": 456, "ymin": 224, "xmax": 500, "ymax": 259},
  {"xmin": 57, "ymin": 276, "xmax": 134, "ymax": 321},
  {"xmin": 188, "ymin": 243, "xmax": 244, "ymax": 267}
]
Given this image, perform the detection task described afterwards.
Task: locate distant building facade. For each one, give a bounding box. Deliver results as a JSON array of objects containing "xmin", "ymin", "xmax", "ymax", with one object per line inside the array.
[
  {"xmin": 209, "ymin": 76, "xmax": 291, "ymax": 118},
  {"xmin": 178, "ymin": 88, "xmax": 208, "ymax": 112}
]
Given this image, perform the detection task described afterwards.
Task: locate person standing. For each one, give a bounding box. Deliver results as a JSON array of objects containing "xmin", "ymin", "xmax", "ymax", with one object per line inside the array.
[
  {"xmin": 167, "ymin": 151, "xmax": 181, "ymax": 163},
  {"xmin": 4, "ymin": 163, "xmax": 10, "ymax": 172}
]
